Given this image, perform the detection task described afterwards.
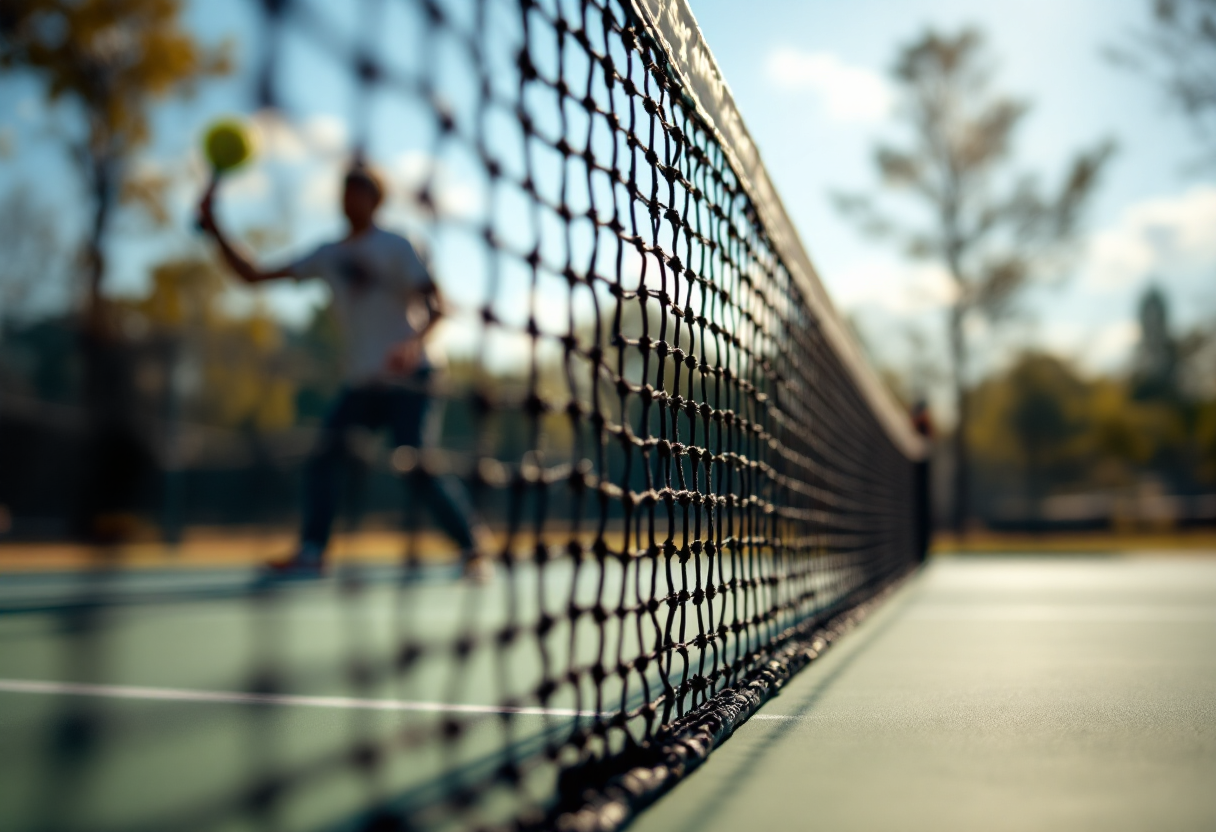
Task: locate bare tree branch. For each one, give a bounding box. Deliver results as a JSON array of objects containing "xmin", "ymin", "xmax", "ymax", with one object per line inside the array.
[
  {"xmin": 835, "ymin": 27, "xmax": 1113, "ymax": 535},
  {"xmin": 1117, "ymin": 0, "xmax": 1216, "ymax": 158}
]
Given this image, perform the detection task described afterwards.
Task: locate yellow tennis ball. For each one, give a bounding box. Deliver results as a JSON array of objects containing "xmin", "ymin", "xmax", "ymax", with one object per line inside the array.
[{"xmin": 203, "ymin": 119, "xmax": 253, "ymax": 173}]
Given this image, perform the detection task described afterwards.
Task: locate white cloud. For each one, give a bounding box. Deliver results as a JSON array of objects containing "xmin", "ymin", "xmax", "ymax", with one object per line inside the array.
[
  {"xmin": 1035, "ymin": 318, "xmax": 1141, "ymax": 373},
  {"xmin": 827, "ymin": 257, "xmax": 956, "ymax": 314},
  {"xmin": 249, "ymin": 112, "xmax": 305, "ymax": 162},
  {"xmin": 766, "ymin": 48, "xmax": 893, "ymax": 123},
  {"xmin": 250, "ymin": 111, "xmax": 349, "ymax": 163},
  {"xmin": 301, "ymin": 164, "xmax": 343, "ymax": 210},
  {"xmin": 384, "ymin": 150, "xmax": 482, "ymax": 219},
  {"xmin": 1083, "ymin": 185, "xmax": 1216, "ymax": 290},
  {"xmin": 301, "ymin": 114, "xmax": 349, "ymax": 156},
  {"xmin": 1087, "ymin": 319, "xmax": 1141, "ymax": 368}
]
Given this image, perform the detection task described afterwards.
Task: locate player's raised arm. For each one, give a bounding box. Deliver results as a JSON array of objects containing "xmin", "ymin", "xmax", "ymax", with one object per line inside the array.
[{"xmin": 197, "ymin": 181, "xmax": 293, "ymax": 285}]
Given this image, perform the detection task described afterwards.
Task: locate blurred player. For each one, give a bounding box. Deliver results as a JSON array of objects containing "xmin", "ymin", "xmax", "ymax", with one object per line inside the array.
[{"xmin": 198, "ymin": 161, "xmax": 487, "ymax": 578}]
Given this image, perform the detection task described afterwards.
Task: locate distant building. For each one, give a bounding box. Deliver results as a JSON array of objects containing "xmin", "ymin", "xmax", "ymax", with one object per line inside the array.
[{"xmin": 1131, "ymin": 284, "xmax": 1178, "ymax": 401}]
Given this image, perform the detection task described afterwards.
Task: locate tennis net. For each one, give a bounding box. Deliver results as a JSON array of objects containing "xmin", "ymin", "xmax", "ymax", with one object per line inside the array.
[{"xmin": 6, "ymin": 0, "xmax": 928, "ymax": 830}]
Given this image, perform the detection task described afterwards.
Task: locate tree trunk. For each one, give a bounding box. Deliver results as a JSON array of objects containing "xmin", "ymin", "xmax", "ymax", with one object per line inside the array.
[
  {"xmin": 949, "ymin": 304, "xmax": 969, "ymax": 537},
  {"xmin": 76, "ymin": 150, "xmax": 152, "ymax": 541},
  {"xmin": 83, "ymin": 152, "xmax": 113, "ymax": 334},
  {"xmin": 77, "ymin": 150, "xmax": 115, "ymax": 538}
]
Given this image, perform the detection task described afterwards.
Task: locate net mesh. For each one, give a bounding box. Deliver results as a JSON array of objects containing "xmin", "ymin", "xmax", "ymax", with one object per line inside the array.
[{"xmin": 10, "ymin": 0, "xmax": 925, "ymax": 830}]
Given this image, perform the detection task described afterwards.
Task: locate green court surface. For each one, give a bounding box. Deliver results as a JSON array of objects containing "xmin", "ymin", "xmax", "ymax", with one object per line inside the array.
[
  {"xmin": 0, "ymin": 558, "xmax": 858, "ymax": 831},
  {"xmin": 3, "ymin": 556, "xmax": 1213, "ymax": 831},
  {"xmin": 0, "ymin": 563, "xmax": 630, "ymax": 832},
  {"xmin": 632, "ymin": 555, "xmax": 1216, "ymax": 832}
]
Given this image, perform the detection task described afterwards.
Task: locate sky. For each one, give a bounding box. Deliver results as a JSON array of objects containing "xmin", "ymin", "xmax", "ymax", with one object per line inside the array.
[
  {"xmin": 1, "ymin": 0, "xmax": 1213, "ymax": 417},
  {"xmin": 684, "ymin": 0, "xmax": 1216, "ymax": 406}
]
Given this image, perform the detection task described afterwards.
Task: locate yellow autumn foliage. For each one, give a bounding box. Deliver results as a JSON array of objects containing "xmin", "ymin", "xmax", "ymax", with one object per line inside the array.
[
  {"xmin": 121, "ymin": 254, "xmax": 299, "ymax": 431},
  {"xmin": 968, "ymin": 352, "xmax": 1210, "ymax": 493}
]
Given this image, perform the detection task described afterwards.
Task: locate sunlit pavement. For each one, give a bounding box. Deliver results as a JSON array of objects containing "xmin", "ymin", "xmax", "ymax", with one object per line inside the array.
[{"xmin": 633, "ymin": 555, "xmax": 1216, "ymax": 832}]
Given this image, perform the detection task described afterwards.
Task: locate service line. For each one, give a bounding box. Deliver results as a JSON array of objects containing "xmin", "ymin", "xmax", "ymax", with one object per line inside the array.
[{"xmin": 0, "ymin": 678, "xmax": 604, "ymax": 718}]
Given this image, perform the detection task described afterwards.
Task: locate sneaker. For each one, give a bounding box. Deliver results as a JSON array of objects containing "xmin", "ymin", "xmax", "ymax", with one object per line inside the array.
[
  {"xmin": 263, "ymin": 559, "xmax": 324, "ymax": 579},
  {"xmin": 460, "ymin": 553, "xmax": 493, "ymax": 584},
  {"xmin": 262, "ymin": 543, "xmax": 325, "ymax": 580}
]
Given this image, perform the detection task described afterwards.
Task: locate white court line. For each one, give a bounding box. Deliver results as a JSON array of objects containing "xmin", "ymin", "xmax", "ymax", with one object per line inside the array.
[
  {"xmin": 0, "ymin": 679, "xmax": 603, "ymax": 718},
  {"xmin": 906, "ymin": 604, "xmax": 1216, "ymax": 622}
]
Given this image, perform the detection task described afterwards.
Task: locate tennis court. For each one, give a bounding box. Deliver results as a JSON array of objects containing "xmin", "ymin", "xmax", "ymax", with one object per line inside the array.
[
  {"xmin": 3, "ymin": 554, "xmax": 1213, "ymax": 831},
  {"xmin": 0, "ymin": 562, "xmax": 607, "ymax": 832},
  {"xmin": 0, "ymin": 548, "xmax": 882, "ymax": 832},
  {"xmin": 632, "ymin": 555, "xmax": 1216, "ymax": 832},
  {"xmin": 1, "ymin": 0, "xmax": 931, "ymax": 825},
  {"xmin": 3, "ymin": 0, "xmax": 1213, "ymax": 828}
]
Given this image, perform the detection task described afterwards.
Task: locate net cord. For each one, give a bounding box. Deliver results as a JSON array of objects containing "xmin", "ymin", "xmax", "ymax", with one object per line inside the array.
[{"xmin": 627, "ymin": 0, "xmax": 926, "ymax": 462}]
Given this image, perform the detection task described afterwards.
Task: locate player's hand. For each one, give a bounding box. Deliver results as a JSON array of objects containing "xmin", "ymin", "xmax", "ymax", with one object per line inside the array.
[
  {"xmin": 385, "ymin": 338, "xmax": 424, "ymax": 376},
  {"xmin": 196, "ymin": 180, "xmax": 218, "ymax": 235}
]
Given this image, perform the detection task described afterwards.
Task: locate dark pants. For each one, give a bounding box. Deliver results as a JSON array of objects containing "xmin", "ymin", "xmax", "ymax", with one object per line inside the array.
[{"xmin": 300, "ymin": 381, "xmax": 476, "ymax": 556}]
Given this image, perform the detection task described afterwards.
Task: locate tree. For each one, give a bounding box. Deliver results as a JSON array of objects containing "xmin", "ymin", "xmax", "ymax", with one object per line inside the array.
[
  {"xmin": 2, "ymin": 1, "xmax": 230, "ymax": 539},
  {"xmin": 1004, "ymin": 355, "xmax": 1087, "ymax": 505},
  {"xmin": 1117, "ymin": 0, "xmax": 1216, "ymax": 154},
  {"xmin": 836, "ymin": 28, "xmax": 1113, "ymax": 534},
  {"xmin": 127, "ymin": 255, "xmax": 299, "ymax": 431},
  {"xmin": 1131, "ymin": 284, "xmax": 1179, "ymax": 401},
  {"xmin": 967, "ymin": 352, "xmax": 1194, "ymax": 521},
  {"xmin": 0, "ymin": 0, "xmax": 230, "ymax": 327}
]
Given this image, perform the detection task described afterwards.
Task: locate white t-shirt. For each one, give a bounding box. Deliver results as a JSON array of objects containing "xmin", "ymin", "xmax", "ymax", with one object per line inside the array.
[{"xmin": 290, "ymin": 226, "xmax": 433, "ymax": 384}]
